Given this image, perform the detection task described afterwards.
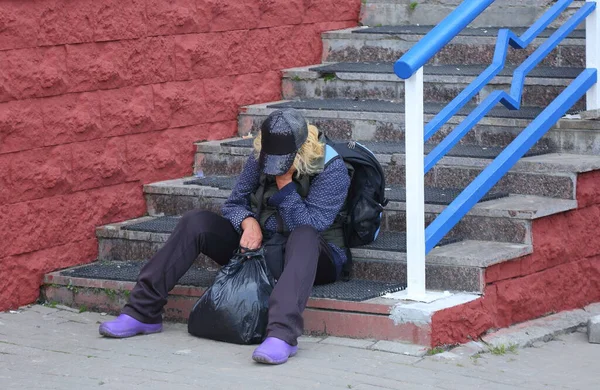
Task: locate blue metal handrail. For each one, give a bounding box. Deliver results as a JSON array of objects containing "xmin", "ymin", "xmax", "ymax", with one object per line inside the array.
[
  {"xmin": 394, "ymin": 0, "xmax": 495, "ymax": 79},
  {"xmin": 423, "ymin": 0, "xmax": 579, "ymax": 144},
  {"xmin": 394, "ymin": 0, "xmax": 598, "ymax": 254},
  {"xmin": 425, "ymin": 2, "xmax": 596, "ymax": 173},
  {"xmin": 426, "ymin": 69, "xmax": 596, "ymax": 251}
]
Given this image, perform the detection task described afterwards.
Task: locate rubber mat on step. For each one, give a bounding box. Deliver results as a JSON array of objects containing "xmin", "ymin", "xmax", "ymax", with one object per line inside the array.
[
  {"xmin": 218, "ymin": 138, "xmax": 551, "ymax": 159},
  {"xmin": 385, "ymin": 186, "xmax": 507, "ymax": 205},
  {"xmin": 309, "ymin": 63, "xmax": 584, "ymax": 79},
  {"xmin": 183, "ymin": 176, "xmax": 238, "ymax": 189},
  {"xmin": 122, "ymin": 219, "xmax": 458, "ymax": 252},
  {"xmin": 267, "ymin": 99, "xmax": 546, "ymax": 119},
  {"xmin": 358, "ymin": 231, "xmax": 459, "ymax": 252},
  {"xmin": 311, "ymin": 279, "xmax": 404, "ymax": 301},
  {"xmin": 60, "ymin": 261, "xmax": 405, "ymax": 301},
  {"xmin": 183, "ymin": 177, "xmax": 508, "ymax": 205},
  {"xmin": 352, "ymin": 25, "xmax": 585, "ymax": 39},
  {"xmin": 61, "ymin": 261, "xmax": 216, "ymax": 287},
  {"xmin": 123, "ymin": 217, "xmax": 180, "ymax": 233}
]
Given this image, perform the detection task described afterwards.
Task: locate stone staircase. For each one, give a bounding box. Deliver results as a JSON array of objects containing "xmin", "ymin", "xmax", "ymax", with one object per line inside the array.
[
  {"xmin": 358, "ymin": 0, "xmax": 584, "ymax": 28},
  {"xmin": 42, "ymin": 0, "xmax": 600, "ymax": 347}
]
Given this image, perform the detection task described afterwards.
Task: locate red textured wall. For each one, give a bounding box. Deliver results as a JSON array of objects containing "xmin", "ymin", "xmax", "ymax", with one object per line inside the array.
[
  {"xmin": 431, "ymin": 171, "xmax": 600, "ymax": 346},
  {"xmin": 0, "ymin": 0, "xmax": 360, "ymax": 311}
]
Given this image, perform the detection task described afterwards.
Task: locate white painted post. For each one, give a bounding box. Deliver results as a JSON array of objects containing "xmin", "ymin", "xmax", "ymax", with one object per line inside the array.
[
  {"xmin": 587, "ymin": 0, "xmax": 600, "ymax": 110},
  {"xmin": 404, "ymin": 67, "xmax": 426, "ymax": 300}
]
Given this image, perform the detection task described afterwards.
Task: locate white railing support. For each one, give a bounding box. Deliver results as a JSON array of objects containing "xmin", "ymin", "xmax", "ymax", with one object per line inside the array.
[
  {"xmin": 587, "ymin": 0, "xmax": 599, "ymax": 110},
  {"xmin": 404, "ymin": 67, "xmax": 426, "ymax": 300}
]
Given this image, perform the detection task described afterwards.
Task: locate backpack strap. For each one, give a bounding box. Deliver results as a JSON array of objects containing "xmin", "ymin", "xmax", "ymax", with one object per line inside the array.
[{"xmin": 324, "ymin": 144, "xmax": 341, "ymax": 168}]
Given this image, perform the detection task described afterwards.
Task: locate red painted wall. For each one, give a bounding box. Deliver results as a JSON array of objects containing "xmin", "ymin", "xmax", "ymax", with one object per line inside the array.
[
  {"xmin": 0, "ymin": 0, "xmax": 360, "ymax": 311},
  {"xmin": 431, "ymin": 171, "xmax": 600, "ymax": 346}
]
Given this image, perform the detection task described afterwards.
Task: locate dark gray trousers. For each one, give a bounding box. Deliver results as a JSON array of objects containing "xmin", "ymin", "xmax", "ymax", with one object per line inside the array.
[{"xmin": 122, "ymin": 210, "xmax": 337, "ymax": 346}]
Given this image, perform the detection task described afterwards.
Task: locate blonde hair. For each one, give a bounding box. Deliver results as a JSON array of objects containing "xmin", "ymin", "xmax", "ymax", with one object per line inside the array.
[{"xmin": 253, "ymin": 124, "xmax": 325, "ymax": 176}]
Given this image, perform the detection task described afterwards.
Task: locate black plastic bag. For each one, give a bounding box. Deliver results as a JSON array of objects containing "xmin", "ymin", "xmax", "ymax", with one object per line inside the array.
[{"xmin": 187, "ymin": 248, "xmax": 275, "ymax": 345}]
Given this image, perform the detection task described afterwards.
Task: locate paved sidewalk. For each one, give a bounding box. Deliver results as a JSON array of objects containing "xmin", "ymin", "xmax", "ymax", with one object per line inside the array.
[{"xmin": 0, "ymin": 305, "xmax": 596, "ymax": 390}]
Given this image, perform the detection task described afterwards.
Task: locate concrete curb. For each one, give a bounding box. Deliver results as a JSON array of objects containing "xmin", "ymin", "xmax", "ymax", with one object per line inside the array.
[
  {"xmin": 439, "ymin": 302, "xmax": 600, "ymax": 360},
  {"xmin": 588, "ymin": 315, "xmax": 600, "ymax": 344},
  {"xmin": 301, "ymin": 303, "xmax": 600, "ymax": 359}
]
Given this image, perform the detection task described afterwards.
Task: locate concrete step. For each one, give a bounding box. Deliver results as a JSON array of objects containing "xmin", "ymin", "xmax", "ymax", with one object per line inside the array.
[
  {"xmin": 239, "ymin": 100, "xmax": 543, "ymax": 145},
  {"xmin": 322, "ymin": 26, "xmax": 585, "ymax": 67},
  {"xmin": 282, "ymin": 64, "xmax": 585, "ymax": 110},
  {"xmin": 359, "ymin": 0, "xmax": 584, "ymax": 28},
  {"xmin": 41, "ymin": 263, "xmax": 484, "ymax": 346},
  {"xmin": 238, "ymin": 102, "xmax": 600, "ymax": 155},
  {"xmin": 144, "ymin": 176, "xmax": 577, "ymax": 246},
  {"xmin": 95, "ymin": 215, "xmax": 533, "ymax": 293},
  {"xmin": 194, "ymin": 137, "xmax": 600, "ymax": 200}
]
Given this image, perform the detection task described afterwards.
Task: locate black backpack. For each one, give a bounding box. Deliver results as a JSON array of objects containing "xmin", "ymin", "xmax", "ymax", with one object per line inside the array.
[{"xmin": 324, "ymin": 135, "xmax": 389, "ymax": 278}]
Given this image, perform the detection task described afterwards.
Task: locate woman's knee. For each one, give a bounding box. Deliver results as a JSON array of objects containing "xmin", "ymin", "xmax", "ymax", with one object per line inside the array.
[{"xmin": 179, "ymin": 210, "xmax": 217, "ymax": 233}]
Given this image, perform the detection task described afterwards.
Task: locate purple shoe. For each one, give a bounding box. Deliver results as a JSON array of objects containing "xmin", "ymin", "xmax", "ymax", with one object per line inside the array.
[
  {"xmin": 252, "ymin": 337, "xmax": 298, "ymax": 365},
  {"xmin": 99, "ymin": 314, "xmax": 162, "ymax": 338}
]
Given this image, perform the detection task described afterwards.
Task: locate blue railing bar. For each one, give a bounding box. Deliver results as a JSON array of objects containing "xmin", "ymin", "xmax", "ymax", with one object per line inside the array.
[
  {"xmin": 425, "ymin": 69, "xmax": 597, "ymax": 252},
  {"xmin": 394, "ymin": 0, "xmax": 495, "ymax": 80},
  {"xmin": 424, "ymin": 0, "xmax": 578, "ymax": 141},
  {"xmin": 518, "ymin": 0, "xmax": 575, "ymax": 44},
  {"xmin": 425, "ymin": 91, "xmax": 505, "ymax": 173},
  {"xmin": 424, "ymin": 29, "xmax": 517, "ymax": 142},
  {"xmin": 424, "ymin": 3, "xmax": 595, "ymax": 173},
  {"xmin": 510, "ymin": 2, "xmax": 596, "ymax": 103}
]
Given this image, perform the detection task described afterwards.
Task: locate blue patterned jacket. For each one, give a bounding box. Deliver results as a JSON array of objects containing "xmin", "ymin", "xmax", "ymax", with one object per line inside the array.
[{"xmin": 222, "ymin": 151, "xmax": 351, "ymax": 276}]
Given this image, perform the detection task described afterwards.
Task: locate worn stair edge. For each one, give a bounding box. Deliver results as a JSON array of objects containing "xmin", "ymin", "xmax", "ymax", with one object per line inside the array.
[
  {"xmin": 240, "ymin": 102, "xmax": 600, "ymax": 145},
  {"xmin": 306, "ymin": 63, "xmax": 585, "ymax": 78},
  {"xmin": 195, "ymin": 137, "xmax": 600, "ymax": 176},
  {"xmin": 238, "ymin": 106, "xmax": 600, "ymax": 155},
  {"xmin": 358, "ymin": 1, "xmax": 584, "ymax": 29},
  {"xmin": 95, "ymin": 219, "xmax": 532, "ymax": 269},
  {"xmin": 352, "ymin": 23, "xmax": 586, "ymax": 38},
  {"xmin": 321, "ymin": 26, "xmax": 586, "ymax": 44},
  {"xmin": 144, "ymin": 177, "xmax": 577, "ymax": 221},
  {"xmin": 240, "ymin": 101, "xmax": 535, "ymax": 129},
  {"xmin": 320, "ymin": 27, "xmax": 584, "ymax": 67},
  {"xmin": 354, "ymin": 240, "xmax": 532, "ymax": 267},
  {"xmin": 143, "ymin": 182, "xmax": 537, "ymax": 248},
  {"xmin": 195, "ymin": 137, "xmax": 547, "ymax": 162},
  {"xmin": 194, "ymin": 149, "xmax": 581, "ymax": 200},
  {"xmin": 284, "ymin": 65, "xmax": 577, "ymax": 86},
  {"xmin": 281, "ymin": 68, "xmax": 582, "ymax": 110},
  {"xmin": 41, "ymin": 269, "xmax": 481, "ymax": 346}
]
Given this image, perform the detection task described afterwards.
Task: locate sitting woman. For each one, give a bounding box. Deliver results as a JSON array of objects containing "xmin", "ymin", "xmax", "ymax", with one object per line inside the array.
[{"xmin": 98, "ymin": 108, "xmax": 351, "ymax": 365}]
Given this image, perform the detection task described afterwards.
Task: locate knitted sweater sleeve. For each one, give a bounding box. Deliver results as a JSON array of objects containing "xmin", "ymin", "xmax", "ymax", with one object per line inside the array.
[{"xmin": 221, "ymin": 154, "xmax": 261, "ymax": 234}]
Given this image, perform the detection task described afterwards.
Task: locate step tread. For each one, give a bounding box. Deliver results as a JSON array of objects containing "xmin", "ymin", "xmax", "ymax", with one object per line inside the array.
[
  {"xmin": 44, "ymin": 267, "xmax": 481, "ymax": 314},
  {"xmin": 57, "ymin": 260, "xmax": 405, "ymax": 302},
  {"xmin": 116, "ymin": 218, "xmax": 457, "ymax": 253},
  {"xmin": 218, "ymin": 137, "xmax": 551, "ymax": 159},
  {"xmin": 241, "ymin": 101, "xmax": 536, "ymax": 128},
  {"xmin": 306, "ymin": 63, "xmax": 584, "ymax": 79},
  {"xmin": 353, "ymin": 240, "xmax": 533, "ymax": 268},
  {"xmin": 97, "ymin": 217, "xmax": 533, "ymax": 269},
  {"xmin": 266, "ymin": 98, "xmax": 547, "ymax": 119},
  {"xmin": 197, "ymin": 135, "xmax": 600, "ymax": 174},
  {"xmin": 182, "ymin": 175, "xmax": 508, "ymax": 205},
  {"xmin": 144, "ymin": 176, "xmax": 577, "ymax": 220},
  {"xmin": 350, "ymin": 25, "xmax": 586, "ymax": 39},
  {"xmin": 515, "ymin": 153, "xmax": 600, "ymax": 173}
]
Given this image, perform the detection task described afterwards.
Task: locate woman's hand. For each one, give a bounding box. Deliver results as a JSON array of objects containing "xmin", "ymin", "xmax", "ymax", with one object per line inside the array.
[
  {"xmin": 275, "ymin": 166, "xmax": 296, "ymax": 190},
  {"xmin": 240, "ymin": 217, "xmax": 263, "ymax": 252}
]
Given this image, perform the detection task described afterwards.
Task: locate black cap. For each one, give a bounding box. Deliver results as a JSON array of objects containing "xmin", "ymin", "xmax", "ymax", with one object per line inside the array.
[{"xmin": 259, "ymin": 109, "xmax": 308, "ymax": 176}]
